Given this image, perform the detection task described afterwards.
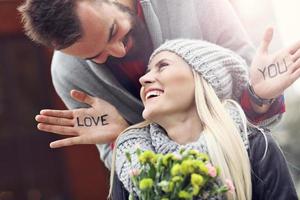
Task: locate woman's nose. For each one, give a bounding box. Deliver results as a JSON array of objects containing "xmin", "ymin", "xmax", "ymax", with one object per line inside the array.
[{"xmin": 139, "ymin": 71, "xmax": 155, "ymax": 86}]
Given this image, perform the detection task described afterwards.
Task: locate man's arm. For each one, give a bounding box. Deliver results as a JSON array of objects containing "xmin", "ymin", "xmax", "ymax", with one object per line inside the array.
[
  {"xmin": 50, "ymin": 51, "xmax": 127, "ymax": 169},
  {"xmin": 194, "ymin": 0, "xmax": 283, "ymax": 127}
]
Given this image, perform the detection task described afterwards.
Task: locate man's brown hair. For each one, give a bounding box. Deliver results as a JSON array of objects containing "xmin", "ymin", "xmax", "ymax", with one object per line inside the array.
[{"xmin": 18, "ymin": 0, "xmax": 95, "ymax": 49}]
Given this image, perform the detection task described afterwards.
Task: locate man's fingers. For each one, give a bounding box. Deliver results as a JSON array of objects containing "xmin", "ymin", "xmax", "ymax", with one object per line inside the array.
[
  {"xmin": 70, "ymin": 90, "xmax": 95, "ymax": 106},
  {"xmin": 290, "ymin": 58, "xmax": 300, "ymax": 73},
  {"xmin": 37, "ymin": 123, "xmax": 77, "ymax": 136},
  {"xmin": 291, "ymin": 48, "xmax": 300, "ymax": 62},
  {"xmin": 259, "ymin": 27, "xmax": 273, "ymax": 54},
  {"xmin": 40, "ymin": 109, "xmax": 73, "ymax": 119},
  {"xmin": 292, "ymin": 68, "xmax": 300, "ymax": 82},
  {"xmin": 35, "ymin": 115, "xmax": 74, "ymax": 126},
  {"xmin": 50, "ymin": 137, "xmax": 84, "ymax": 148},
  {"xmin": 288, "ymin": 40, "xmax": 300, "ymax": 54}
]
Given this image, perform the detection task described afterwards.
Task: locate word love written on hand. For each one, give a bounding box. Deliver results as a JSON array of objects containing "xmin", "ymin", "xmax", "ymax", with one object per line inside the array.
[
  {"xmin": 76, "ymin": 114, "xmax": 109, "ymax": 127},
  {"xmin": 258, "ymin": 57, "xmax": 291, "ymax": 80}
]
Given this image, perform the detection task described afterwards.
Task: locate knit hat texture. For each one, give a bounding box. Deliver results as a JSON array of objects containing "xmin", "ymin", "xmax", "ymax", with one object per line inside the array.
[{"xmin": 149, "ymin": 39, "xmax": 249, "ymax": 101}]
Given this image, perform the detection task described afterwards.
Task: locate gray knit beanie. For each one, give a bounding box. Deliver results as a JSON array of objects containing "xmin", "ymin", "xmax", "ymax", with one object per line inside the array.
[{"xmin": 149, "ymin": 39, "xmax": 249, "ymax": 101}]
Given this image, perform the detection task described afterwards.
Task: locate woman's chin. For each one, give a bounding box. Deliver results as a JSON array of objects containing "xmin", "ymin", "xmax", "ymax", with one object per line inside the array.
[{"xmin": 142, "ymin": 109, "xmax": 157, "ymax": 122}]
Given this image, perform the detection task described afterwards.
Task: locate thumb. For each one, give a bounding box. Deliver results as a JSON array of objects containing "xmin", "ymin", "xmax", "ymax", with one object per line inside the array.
[
  {"xmin": 70, "ymin": 90, "xmax": 95, "ymax": 106},
  {"xmin": 259, "ymin": 27, "xmax": 274, "ymax": 54}
]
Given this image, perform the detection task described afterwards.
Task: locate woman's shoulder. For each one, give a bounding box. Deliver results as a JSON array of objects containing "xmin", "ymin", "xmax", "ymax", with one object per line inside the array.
[{"xmin": 117, "ymin": 122, "xmax": 152, "ymax": 145}]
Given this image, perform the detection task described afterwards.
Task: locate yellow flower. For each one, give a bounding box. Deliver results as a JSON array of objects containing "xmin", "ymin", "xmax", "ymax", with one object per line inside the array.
[
  {"xmin": 138, "ymin": 150, "xmax": 156, "ymax": 164},
  {"xmin": 158, "ymin": 180, "xmax": 174, "ymax": 193},
  {"xmin": 197, "ymin": 162, "xmax": 209, "ymax": 175},
  {"xmin": 162, "ymin": 153, "xmax": 173, "ymax": 166},
  {"xmin": 172, "ymin": 176, "xmax": 183, "ymax": 183},
  {"xmin": 181, "ymin": 160, "xmax": 194, "ymax": 175},
  {"xmin": 198, "ymin": 153, "xmax": 209, "ymax": 162},
  {"xmin": 171, "ymin": 163, "xmax": 181, "ymax": 176},
  {"xmin": 178, "ymin": 190, "xmax": 192, "ymax": 199},
  {"xmin": 192, "ymin": 185, "xmax": 200, "ymax": 195},
  {"xmin": 139, "ymin": 178, "xmax": 154, "ymax": 191},
  {"xmin": 191, "ymin": 173, "xmax": 204, "ymax": 186},
  {"xmin": 188, "ymin": 149, "xmax": 200, "ymax": 157}
]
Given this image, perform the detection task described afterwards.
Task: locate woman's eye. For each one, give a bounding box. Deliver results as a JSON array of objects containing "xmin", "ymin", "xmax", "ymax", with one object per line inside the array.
[{"xmin": 158, "ymin": 62, "xmax": 169, "ymax": 71}]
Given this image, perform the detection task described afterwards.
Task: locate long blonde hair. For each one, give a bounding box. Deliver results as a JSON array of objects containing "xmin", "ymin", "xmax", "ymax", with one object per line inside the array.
[
  {"xmin": 109, "ymin": 71, "xmax": 252, "ymax": 200},
  {"xmin": 193, "ymin": 71, "xmax": 251, "ymax": 200}
]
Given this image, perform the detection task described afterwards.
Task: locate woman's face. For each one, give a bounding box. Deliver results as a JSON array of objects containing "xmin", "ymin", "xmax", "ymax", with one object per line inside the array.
[{"xmin": 139, "ymin": 51, "xmax": 196, "ymax": 122}]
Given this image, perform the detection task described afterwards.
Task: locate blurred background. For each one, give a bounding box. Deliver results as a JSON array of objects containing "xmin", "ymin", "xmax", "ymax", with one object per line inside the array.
[{"xmin": 0, "ymin": 0, "xmax": 299, "ymax": 199}]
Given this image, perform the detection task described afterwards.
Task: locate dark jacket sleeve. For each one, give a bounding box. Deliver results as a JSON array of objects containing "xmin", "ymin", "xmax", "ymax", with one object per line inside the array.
[{"xmin": 249, "ymin": 129, "xmax": 298, "ymax": 200}]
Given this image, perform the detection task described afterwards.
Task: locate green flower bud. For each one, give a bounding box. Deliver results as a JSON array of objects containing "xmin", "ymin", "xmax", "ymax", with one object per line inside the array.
[
  {"xmin": 198, "ymin": 153, "xmax": 209, "ymax": 162},
  {"xmin": 188, "ymin": 149, "xmax": 200, "ymax": 157},
  {"xmin": 181, "ymin": 160, "xmax": 194, "ymax": 175},
  {"xmin": 138, "ymin": 150, "xmax": 155, "ymax": 164},
  {"xmin": 198, "ymin": 162, "xmax": 209, "ymax": 175},
  {"xmin": 178, "ymin": 190, "xmax": 192, "ymax": 199},
  {"xmin": 192, "ymin": 185, "xmax": 200, "ymax": 195},
  {"xmin": 172, "ymin": 176, "xmax": 183, "ymax": 183},
  {"xmin": 191, "ymin": 173, "xmax": 204, "ymax": 186},
  {"xmin": 139, "ymin": 178, "xmax": 153, "ymax": 191},
  {"xmin": 162, "ymin": 153, "xmax": 173, "ymax": 166},
  {"xmin": 171, "ymin": 163, "xmax": 181, "ymax": 176}
]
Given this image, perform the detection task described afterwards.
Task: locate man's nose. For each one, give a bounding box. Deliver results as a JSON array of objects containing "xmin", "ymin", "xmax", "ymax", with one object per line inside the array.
[{"xmin": 107, "ymin": 41, "xmax": 126, "ymax": 58}]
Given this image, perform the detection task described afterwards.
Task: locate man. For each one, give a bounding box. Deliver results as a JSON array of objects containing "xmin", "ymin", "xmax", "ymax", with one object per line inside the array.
[{"xmin": 18, "ymin": 0, "xmax": 300, "ymax": 168}]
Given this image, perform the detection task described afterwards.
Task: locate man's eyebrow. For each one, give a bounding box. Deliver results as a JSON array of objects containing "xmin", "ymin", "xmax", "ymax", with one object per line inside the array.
[{"xmin": 84, "ymin": 20, "xmax": 116, "ymax": 60}]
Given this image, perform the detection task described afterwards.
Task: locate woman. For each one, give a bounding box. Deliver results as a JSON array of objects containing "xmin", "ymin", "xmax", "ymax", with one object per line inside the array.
[
  {"xmin": 35, "ymin": 37, "xmax": 299, "ymax": 199},
  {"xmin": 110, "ymin": 39, "xmax": 297, "ymax": 200}
]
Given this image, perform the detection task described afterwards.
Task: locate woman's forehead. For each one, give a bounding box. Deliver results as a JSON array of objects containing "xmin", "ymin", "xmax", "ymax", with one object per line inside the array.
[{"xmin": 149, "ymin": 51, "xmax": 181, "ymax": 66}]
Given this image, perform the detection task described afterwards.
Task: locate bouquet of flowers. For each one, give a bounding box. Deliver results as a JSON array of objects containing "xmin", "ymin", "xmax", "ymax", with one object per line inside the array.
[{"xmin": 125, "ymin": 148, "xmax": 234, "ymax": 200}]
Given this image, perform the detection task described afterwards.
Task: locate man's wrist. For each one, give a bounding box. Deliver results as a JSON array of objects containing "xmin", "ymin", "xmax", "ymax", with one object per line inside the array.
[{"xmin": 247, "ymin": 84, "xmax": 276, "ymax": 107}]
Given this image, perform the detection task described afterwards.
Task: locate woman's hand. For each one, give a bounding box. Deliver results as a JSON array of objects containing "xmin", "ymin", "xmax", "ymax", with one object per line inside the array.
[
  {"xmin": 250, "ymin": 27, "xmax": 300, "ymax": 100},
  {"xmin": 35, "ymin": 90, "xmax": 129, "ymax": 148}
]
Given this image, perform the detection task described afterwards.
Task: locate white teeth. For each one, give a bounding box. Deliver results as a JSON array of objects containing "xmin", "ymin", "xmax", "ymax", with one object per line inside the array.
[{"xmin": 146, "ymin": 90, "xmax": 163, "ymax": 99}]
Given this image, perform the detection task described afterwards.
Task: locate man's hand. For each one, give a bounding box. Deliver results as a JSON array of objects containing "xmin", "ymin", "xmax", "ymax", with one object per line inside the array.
[
  {"xmin": 35, "ymin": 90, "xmax": 129, "ymax": 148},
  {"xmin": 250, "ymin": 27, "xmax": 300, "ymax": 100}
]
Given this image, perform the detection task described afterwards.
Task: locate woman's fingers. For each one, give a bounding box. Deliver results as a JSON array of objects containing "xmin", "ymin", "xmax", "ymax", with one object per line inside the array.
[
  {"xmin": 35, "ymin": 115, "xmax": 74, "ymax": 126},
  {"xmin": 37, "ymin": 123, "xmax": 77, "ymax": 136},
  {"xmin": 40, "ymin": 109, "xmax": 73, "ymax": 119}
]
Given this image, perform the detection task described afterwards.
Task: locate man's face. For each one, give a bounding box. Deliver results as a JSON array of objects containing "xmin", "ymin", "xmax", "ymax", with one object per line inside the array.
[{"xmin": 61, "ymin": 1, "xmax": 151, "ymax": 64}]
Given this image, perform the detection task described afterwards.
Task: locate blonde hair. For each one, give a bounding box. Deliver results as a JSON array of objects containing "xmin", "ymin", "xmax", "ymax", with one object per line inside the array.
[
  {"xmin": 108, "ymin": 71, "xmax": 252, "ymax": 200},
  {"xmin": 193, "ymin": 71, "xmax": 251, "ymax": 200}
]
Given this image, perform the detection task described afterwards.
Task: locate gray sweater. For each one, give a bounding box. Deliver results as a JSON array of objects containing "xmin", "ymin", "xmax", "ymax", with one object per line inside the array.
[{"xmin": 51, "ymin": 0, "xmax": 276, "ymax": 168}]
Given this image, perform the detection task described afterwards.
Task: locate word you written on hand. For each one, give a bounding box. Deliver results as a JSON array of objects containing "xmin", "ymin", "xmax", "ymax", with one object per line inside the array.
[
  {"xmin": 258, "ymin": 58, "xmax": 289, "ymax": 80},
  {"xmin": 76, "ymin": 114, "xmax": 109, "ymax": 127}
]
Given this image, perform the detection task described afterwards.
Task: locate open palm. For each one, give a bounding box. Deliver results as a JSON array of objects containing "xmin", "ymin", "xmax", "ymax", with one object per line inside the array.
[
  {"xmin": 35, "ymin": 90, "xmax": 129, "ymax": 148},
  {"xmin": 250, "ymin": 27, "xmax": 300, "ymax": 99}
]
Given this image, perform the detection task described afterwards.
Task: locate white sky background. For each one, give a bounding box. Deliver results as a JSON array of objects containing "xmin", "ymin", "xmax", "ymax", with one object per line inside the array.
[{"xmin": 232, "ymin": 0, "xmax": 300, "ymax": 98}]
